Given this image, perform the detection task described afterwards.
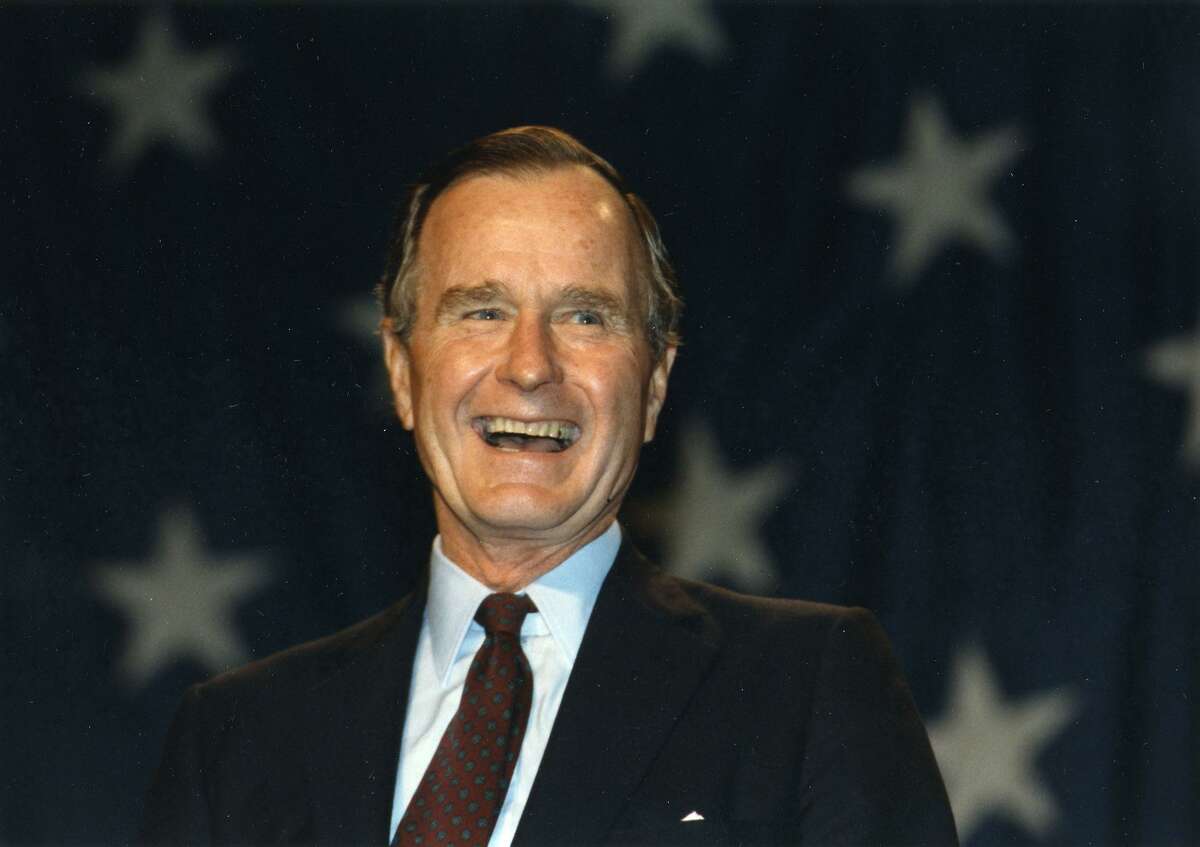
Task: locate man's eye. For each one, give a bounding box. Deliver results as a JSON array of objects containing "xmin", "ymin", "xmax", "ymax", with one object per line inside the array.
[
  {"xmin": 570, "ymin": 310, "xmax": 603, "ymax": 326},
  {"xmin": 465, "ymin": 308, "xmax": 503, "ymax": 321}
]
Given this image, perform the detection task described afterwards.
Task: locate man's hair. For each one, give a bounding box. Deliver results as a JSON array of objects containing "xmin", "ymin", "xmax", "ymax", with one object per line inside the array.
[{"xmin": 376, "ymin": 125, "xmax": 683, "ymax": 359}]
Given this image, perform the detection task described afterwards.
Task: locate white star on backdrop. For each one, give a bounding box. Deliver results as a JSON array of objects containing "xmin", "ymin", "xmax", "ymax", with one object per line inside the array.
[
  {"xmin": 927, "ymin": 643, "xmax": 1078, "ymax": 843},
  {"xmin": 1144, "ymin": 327, "xmax": 1200, "ymax": 466},
  {"xmin": 339, "ymin": 293, "xmax": 393, "ymax": 411},
  {"xmin": 637, "ymin": 419, "xmax": 790, "ymax": 592},
  {"xmin": 847, "ymin": 94, "xmax": 1024, "ymax": 285},
  {"xmin": 575, "ymin": 0, "xmax": 728, "ymax": 80},
  {"xmin": 92, "ymin": 506, "xmax": 271, "ymax": 687},
  {"xmin": 80, "ymin": 10, "xmax": 237, "ymax": 172},
  {"xmin": 340, "ymin": 293, "xmax": 382, "ymax": 349}
]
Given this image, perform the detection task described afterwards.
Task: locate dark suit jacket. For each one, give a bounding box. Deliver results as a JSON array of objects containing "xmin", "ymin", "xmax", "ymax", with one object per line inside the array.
[{"xmin": 141, "ymin": 541, "xmax": 958, "ymax": 846}]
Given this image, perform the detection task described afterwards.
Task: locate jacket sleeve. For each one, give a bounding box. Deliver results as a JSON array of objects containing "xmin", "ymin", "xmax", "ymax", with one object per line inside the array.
[
  {"xmin": 797, "ymin": 607, "xmax": 959, "ymax": 846},
  {"xmin": 139, "ymin": 684, "xmax": 214, "ymax": 845}
]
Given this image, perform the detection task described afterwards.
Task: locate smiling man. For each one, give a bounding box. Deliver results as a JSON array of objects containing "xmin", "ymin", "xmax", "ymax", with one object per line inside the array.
[
  {"xmin": 380, "ymin": 162, "xmax": 673, "ymax": 593},
  {"xmin": 141, "ymin": 127, "xmax": 958, "ymax": 847}
]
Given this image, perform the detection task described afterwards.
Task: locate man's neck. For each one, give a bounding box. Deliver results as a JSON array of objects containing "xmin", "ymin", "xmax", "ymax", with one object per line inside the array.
[{"xmin": 434, "ymin": 510, "xmax": 617, "ymax": 593}]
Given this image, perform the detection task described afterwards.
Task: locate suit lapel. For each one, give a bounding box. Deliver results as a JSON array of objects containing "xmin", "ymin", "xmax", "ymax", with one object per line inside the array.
[
  {"xmin": 514, "ymin": 543, "xmax": 721, "ymax": 847},
  {"xmin": 304, "ymin": 589, "xmax": 426, "ymax": 846}
]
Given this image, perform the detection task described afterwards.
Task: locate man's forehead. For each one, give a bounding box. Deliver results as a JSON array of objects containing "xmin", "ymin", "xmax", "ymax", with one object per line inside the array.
[
  {"xmin": 424, "ymin": 166, "xmax": 631, "ymax": 237},
  {"xmin": 416, "ymin": 166, "xmax": 643, "ymax": 286}
]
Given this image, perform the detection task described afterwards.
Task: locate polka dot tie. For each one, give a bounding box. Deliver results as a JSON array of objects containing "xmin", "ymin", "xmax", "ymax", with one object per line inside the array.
[{"xmin": 392, "ymin": 594, "xmax": 537, "ymax": 847}]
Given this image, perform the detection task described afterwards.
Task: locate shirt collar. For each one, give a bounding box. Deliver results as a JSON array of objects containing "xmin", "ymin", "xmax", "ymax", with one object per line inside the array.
[{"xmin": 425, "ymin": 521, "xmax": 621, "ymax": 684}]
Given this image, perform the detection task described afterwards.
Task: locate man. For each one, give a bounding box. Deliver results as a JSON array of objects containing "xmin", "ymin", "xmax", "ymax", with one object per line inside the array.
[{"xmin": 142, "ymin": 126, "xmax": 958, "ymax": 846}]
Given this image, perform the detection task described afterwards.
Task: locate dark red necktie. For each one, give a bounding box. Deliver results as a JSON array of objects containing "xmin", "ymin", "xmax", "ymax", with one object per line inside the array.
[{"xmin": 392, "ymin": 593, "xmax": 537, "ymax": 847}]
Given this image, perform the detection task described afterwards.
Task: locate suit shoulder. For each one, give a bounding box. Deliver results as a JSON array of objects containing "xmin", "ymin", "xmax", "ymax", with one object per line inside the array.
[
  {"xmin": 639, "ymin": 568, "xmax": 887, "ymax": 669},
  {"xmin": 192, "ymin": 593, "xmax": 420, "ymax": 704},
  {"xmin": 666, "ymin": 571, "xmax": 873, "ymax": 634}
]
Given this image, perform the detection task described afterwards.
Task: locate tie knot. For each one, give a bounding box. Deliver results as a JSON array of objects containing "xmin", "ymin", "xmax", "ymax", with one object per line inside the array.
[{"xmin": 475, "ymin": 593, "xmax": 536, "ymax": 637}]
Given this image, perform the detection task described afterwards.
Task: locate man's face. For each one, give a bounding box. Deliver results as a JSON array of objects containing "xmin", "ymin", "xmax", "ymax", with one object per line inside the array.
[{"xmin": 384, "ymin": 166, "xmax": 675, "ymax": 549}]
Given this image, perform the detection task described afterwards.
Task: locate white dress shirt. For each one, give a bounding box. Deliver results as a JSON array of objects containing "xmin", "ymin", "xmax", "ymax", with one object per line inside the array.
[{"xmin": 388, "ymin": 522, "xmax": 621, "ymax": 846}]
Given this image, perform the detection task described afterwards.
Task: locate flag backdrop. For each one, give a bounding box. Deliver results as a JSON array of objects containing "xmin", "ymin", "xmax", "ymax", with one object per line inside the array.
[{"xmin": 3, "ymin": 3, "xmax": 1198, "ymax": 844}]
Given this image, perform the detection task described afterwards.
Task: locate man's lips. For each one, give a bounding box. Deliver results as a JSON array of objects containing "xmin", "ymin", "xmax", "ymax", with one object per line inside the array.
[{"xmin": 471, "ymin": 416, "xmax": 581, "ymax": 452}]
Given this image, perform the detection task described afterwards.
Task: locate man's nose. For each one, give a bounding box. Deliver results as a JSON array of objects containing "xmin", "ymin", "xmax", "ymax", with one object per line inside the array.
[{"xmin": 496, "ymin": 315, "xmax": 563, "ymax": 391}]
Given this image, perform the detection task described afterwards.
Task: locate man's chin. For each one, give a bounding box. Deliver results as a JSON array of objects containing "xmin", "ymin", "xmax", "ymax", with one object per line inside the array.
[
  {"xmin": 471, "ymin": 507, "xmax": 583, "ymax": 538},
  {"xmin": 459, "ymin": 488, "xmax": 602, "ymax": 539}
]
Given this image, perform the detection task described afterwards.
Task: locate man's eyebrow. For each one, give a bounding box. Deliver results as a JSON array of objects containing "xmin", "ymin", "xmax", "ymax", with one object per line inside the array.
[
  {"xmin": 435, "ymin": 281, "xmax": 512, "ymax": 319},
  {"xmin": 557, "ymin": 286, "xmax": 629, "ymax": 316}
]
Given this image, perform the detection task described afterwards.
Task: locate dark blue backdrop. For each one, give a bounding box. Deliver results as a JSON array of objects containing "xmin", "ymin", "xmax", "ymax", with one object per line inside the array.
[{"xmin": 3, "ymin": 3, "xmax": 1197, "ymax": 844}]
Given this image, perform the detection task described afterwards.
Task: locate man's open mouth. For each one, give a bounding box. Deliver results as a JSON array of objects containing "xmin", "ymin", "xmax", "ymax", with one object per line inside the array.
[{"xmin": 473, "ymin": 416, "xmax": 581, "ymax": 453}]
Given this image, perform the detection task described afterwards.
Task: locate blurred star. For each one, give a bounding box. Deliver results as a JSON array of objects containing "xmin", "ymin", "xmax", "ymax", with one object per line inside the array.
[
  {"xmin": 81, "ymin": 10, "xmax": 237, "ymax": 172},
  {"xmin": 848, "ymin": 94, "xmax": 1024, "ymax": 285},
  {"xmin": 338, "ymin": 293, "xmax": 392, "ymax": 411},
  {"xmin": 639, "ymin": 419, "xmax": 790, "ymax": 593},
  {"xmin": 1144, "ymin": 328, "xmax": 1200, "ymax": 466},
  {"xmin": 928, "ymin": 643, "xmax": 1077, "ymax": 842},
  {"xmin": 577, "ymin": 0, "xmax": 728, "ymax": 79},
  {"xmin": 92, "ymin": 506, "xmax": 271, "ymax": 687},
  {"xmin": 339, "ymin": 294, "xmax": 382, "ymax": 349}
]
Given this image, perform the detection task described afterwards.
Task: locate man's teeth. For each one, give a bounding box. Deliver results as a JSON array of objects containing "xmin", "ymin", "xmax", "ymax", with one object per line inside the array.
[{"xmin": 482, "ymin": 417, "xmax": 577, "ymax": 442}]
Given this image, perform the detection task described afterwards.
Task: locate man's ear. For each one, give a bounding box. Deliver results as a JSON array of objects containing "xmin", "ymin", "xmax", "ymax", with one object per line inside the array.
[
  {"xmin": 381, "ymin": 320, "xmax": 415, "ymax": 430},
  {"xmin": 643, "ymin": 344, "xmax": 677, "ymax": 443}
]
